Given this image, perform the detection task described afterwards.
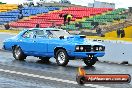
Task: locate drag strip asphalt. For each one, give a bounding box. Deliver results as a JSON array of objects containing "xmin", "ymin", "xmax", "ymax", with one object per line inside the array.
[{"xmin": 0, "ymin": 68, "xmax": 110, "ymax": 88}]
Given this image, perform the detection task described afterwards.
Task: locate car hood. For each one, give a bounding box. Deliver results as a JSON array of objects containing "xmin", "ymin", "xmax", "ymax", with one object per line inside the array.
[{"xmin": 63, "ymin": 35, "xmax": 104, "ymax": 46}]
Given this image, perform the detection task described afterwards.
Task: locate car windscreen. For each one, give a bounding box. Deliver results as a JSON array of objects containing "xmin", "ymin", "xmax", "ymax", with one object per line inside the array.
[{"xmin": 46, "ymin": 30, "xmax": 70, "ymax": 38}]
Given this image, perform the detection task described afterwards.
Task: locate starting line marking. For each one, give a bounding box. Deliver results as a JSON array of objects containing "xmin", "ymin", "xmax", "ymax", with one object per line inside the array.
[{"xmin": 0, "ymin": 68, "xmax": 110, "ymax": 88}]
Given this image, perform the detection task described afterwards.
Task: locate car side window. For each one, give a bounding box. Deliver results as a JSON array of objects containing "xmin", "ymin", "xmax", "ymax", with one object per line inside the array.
[
  {"xmin": 22, "ymin": 31, "xmax": 34, "ymax": 38},
  {"xmin": 46, "ymin": 30, "xmax": 54, "ymax": 38},
  {"xmin": 35, "ymin": 30, "xmax": 46, "ymax": 38}
]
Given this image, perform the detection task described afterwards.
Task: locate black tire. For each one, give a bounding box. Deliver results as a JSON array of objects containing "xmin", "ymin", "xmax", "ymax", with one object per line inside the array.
[
  {"xmin": 84, "ymin": 57, "xmax": 97, "ymax": 66},
  {"xmin": 12, "ymin": 46, "xmax": 26, "ymax": 60},
  {"xmin": 55, "ymin": 49, "xmax": 69, "ymax": 66},
  {"xmin": 39, "ymin": 57, "xmax": 50, "ymax": 63}
]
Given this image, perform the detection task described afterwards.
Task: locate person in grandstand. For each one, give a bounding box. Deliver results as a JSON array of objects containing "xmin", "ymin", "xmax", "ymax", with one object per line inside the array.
[
  {"xmin": 4, "ymin": 23, "xmax": 10, "ymax": 30},
  {"xmin": 96, "ymin": 26, "xmax": 102, "ymax": 36},
  {"xmin": 18, "ymin": 6, "xmax": 23, "ymax": 20},
  {"xmin": 51, "ymin": 22, "xmax": 57, "ymax": 28},
  {"xmin": 75, "ymin": 22, "xmax": 82, "ymax": 30},
  {"xmin": 67, "ymin": 14, "xmax": 73, "ymax": 25},
  {"xmin": 18, "ymin": 4, "xmax": 23, "ymax": 14},
  {"xmin": 29, "ymin": 2, "xmax": 34, "ymax": 7},
  {"xmin": 59, "ymin": 13, "xmax": 68, "ymax": 25},
  {"xmin": 18, "ymin": 13, "xmax": 23, "ymax": 19},
  {"xmin": 59, "ymin": 13, "xmax": 73, "ymax": 25},
  {"xmin": 91, "ymin": 21, "xmax": 99, "ymax": 28},
  {"xmin": 120, "ymin": 28, "xmax": 125, "ymax": 38},
  {"xmin": 35, "ymin": 24, "xmax": 40, "ymax": 28},
  {"xmin": 116, "ymin": 29, "xmax": 121, "ymax": 38}
]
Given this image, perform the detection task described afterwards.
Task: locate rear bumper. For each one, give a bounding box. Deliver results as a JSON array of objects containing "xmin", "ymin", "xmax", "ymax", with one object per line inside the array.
[{"xmin": 68, "ymin": 52, "xmax": 105, "ymax": 58}]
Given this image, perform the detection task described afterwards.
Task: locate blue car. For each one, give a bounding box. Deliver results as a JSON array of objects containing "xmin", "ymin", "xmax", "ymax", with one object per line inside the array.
[{"xmin": 3, "ymin": 28, "xmax": 105, "ymax": 66}]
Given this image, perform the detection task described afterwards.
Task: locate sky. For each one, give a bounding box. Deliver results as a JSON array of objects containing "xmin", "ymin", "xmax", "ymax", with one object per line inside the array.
[{"xmin": 0, "ymin": 0, "xmax": 132, "ymax": 9}]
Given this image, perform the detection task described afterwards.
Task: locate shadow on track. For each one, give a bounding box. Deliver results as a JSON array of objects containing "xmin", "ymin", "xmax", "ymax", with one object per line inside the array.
[{"xmin": 11, "ymin": 58, "xmax": 96, "ymax": 72}]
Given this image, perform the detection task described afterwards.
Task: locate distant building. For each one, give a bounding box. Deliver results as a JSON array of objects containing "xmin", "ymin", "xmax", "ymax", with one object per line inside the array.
[
  {"xmin": 88, "ymin": 1, "xmax": 115, "ymax": 9},
  {"xmin": 88, "ymin": 3, "xmax": 94, "ymax": 7},
  {"xmin": 59, "ymin": 0, "xmax": 71, "ymax": 4}
]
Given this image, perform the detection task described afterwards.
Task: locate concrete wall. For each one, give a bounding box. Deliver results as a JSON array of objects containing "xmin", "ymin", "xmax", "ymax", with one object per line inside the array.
[
  {"xmin": 105, "ymin": 26, "xmax": 132, "ymax": 38},
  {"xmin": 96, "ymin": 40, "xmax": 132, "ymax": 64},
  {"xmin": 124, "ymin": 26, "xmax": 132, "ymax": 38}
]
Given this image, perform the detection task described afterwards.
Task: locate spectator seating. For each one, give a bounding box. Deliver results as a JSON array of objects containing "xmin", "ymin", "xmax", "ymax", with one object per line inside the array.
[
  {"xmin": 64, "ymin": 8, "xmax": 127, "ymax": 30},
  {"xmin": 0, "ymin": 4, "xmax": 18, "ymax": 12},
  {"xmin": 0, "ymin": 4, "xmax": 128, "ymax": 31},
  {"xmin": 22, "ymin": 7, "xmax": 59, "ymax": 17},
  {"xmin": 0, "ymin": 6, "xmax": 60, "ymax": 25},
  {"xmin": 85, "ymin": 8, "xmax": 127, "ymax": 25},
  {"xmin": 10, "ymin": 7, "xmax": 112, "ymax": 28},
  {"xmin": 0, "ymin": 10, "xmax": 19, "ymax": 25}
]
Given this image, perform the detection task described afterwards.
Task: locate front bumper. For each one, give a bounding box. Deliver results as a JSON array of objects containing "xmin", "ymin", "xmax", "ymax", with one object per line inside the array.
[
  {"xmin": 2, "ymin": 45, "xmax": 5, "ymax": 50},
  {"xmin": 68, "ymin": 52, "xmax": 105, "ymax": 58}
]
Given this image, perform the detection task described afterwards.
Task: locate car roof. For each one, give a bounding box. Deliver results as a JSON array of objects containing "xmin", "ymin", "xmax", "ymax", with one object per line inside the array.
[{"xmin": 26, "ymin": 28, "xmax": 63, "ymax": 31}]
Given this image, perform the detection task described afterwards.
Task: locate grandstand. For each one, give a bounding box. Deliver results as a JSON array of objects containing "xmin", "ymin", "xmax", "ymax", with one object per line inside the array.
[
  {"xmin": 9, "ymin": 7, "xmax": 128, "ymax": 31},
  {"xmin": 0, "ymin": 1, "xmax": 131, "ymax": 39},
  {"xmin": 9, "ymin": 6, "xmax": 60, "ymax": 28},
  {"xmin": 0, "ymin": 4, "xmax": 18, "ymax": 25},
  {"xmin": 9, "ymin": 7, "xmax": 113, "ymax": 28}
]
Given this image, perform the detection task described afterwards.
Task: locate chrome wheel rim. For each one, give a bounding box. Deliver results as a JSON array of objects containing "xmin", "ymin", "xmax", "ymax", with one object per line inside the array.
[
  {"xmin": 58, "ymin": 52, "xmax": 65, "ymax": 64},
  {"xmin": 14, "ymin": 48, "xmax": 21, "ymax": 58}
]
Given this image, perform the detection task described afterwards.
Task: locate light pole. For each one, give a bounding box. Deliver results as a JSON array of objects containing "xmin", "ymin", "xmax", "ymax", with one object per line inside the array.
[
  {"xmin": 92, "ymin": 0, "xmax": 96, "ymax": 28},
  {"xmin": 93, "ymin": 0, "xmax": 95, "ymax": 8}
]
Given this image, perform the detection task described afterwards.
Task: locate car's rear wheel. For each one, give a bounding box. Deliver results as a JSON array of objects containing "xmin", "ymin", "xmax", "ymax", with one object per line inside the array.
[
  {"xmin": 13, "ymin": 46, "xmax": 26, "ymax": 60},
  {"xmin": 55, "ymin": 49, "xmax": 69, "ymax": 66},
  {"xmin": 84, "ymin": 57, "xmax": 97, "ymax": 66}
]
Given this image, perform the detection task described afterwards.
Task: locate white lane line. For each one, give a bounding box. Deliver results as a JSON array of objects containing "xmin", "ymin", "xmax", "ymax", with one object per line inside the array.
[{"xmin": 0, "ymin": 68, "xmax": 110, "ymax": 88}]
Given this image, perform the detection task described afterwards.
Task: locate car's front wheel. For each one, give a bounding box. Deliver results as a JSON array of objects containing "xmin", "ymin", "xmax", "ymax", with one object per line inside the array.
[
  {"xmin": 12, "ymin": 46, "xmax": 26, "ymax": 60},
  {"xmin": 84, "ymin": 57, "xmax": 97, "ymax": 66},
  {"xmin": 55, "ymin": 49, "xmax": 69, "ymax": 66}
]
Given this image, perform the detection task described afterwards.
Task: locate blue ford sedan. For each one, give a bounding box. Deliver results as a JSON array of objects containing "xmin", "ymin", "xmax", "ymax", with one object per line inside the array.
[{"xmin": 3, "ymin": 28, "xmax": 105, "ymax": 66}]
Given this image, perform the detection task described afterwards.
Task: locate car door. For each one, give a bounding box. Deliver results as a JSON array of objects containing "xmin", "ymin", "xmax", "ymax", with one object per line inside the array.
[
  {"xmin": 20, "ymin": 30, "xmax": 36, "ymax": 55},
  {"xmin": 32, "ymin": 30, "xmax": 48, "ymax": 56}
]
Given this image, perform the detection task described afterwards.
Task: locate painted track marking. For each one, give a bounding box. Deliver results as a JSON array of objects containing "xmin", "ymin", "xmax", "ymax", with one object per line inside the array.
[{"xmin": 0, "ymin": 68, "xmax": 110, "ymax": 88}]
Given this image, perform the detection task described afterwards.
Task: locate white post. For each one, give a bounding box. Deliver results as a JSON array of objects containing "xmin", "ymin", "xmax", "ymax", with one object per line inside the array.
[{"xmin": 93, "ymin": 0, "xmax": 95, "ymax": 8}]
